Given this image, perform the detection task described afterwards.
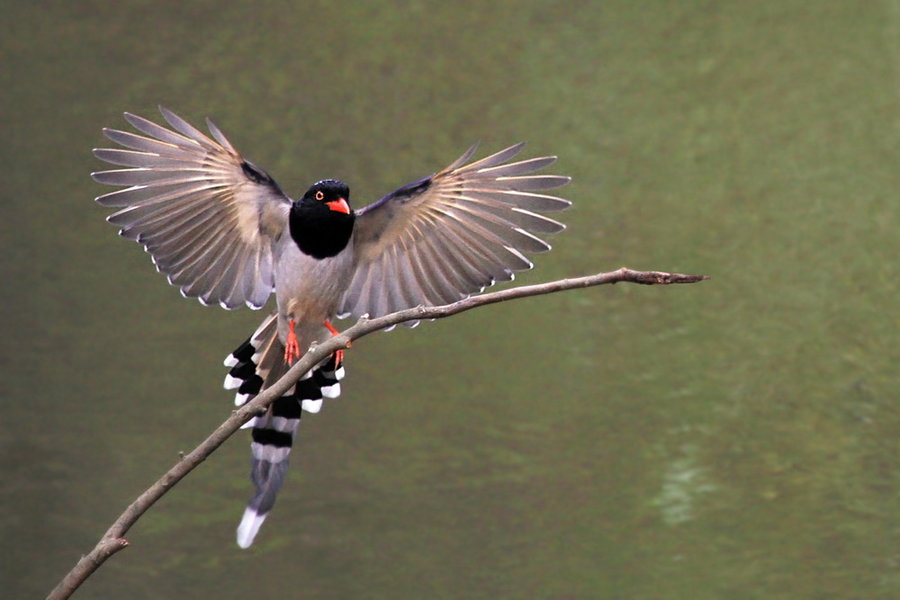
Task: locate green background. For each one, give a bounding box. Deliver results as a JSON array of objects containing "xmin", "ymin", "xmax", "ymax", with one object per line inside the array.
[{"xmin": 2, "ymin": 1, "xmax": 898, "ymax": 598}]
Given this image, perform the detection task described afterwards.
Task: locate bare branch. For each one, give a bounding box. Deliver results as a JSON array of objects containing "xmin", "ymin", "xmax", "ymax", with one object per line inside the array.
[{"xmin": 47, "ymin": 267, "xmax": 708, "ymax": 600}]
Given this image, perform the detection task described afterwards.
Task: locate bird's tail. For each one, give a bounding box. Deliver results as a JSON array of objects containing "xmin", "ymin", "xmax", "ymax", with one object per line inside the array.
[{"xmin": 223, "ymin": 314, "xmax": 344, "ymax": 548}]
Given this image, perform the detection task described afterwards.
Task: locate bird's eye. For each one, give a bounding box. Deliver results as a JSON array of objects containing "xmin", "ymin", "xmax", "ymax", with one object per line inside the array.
[{"xmin": 315, "ymin": 191, "xmax": 324, "ymax": 201}]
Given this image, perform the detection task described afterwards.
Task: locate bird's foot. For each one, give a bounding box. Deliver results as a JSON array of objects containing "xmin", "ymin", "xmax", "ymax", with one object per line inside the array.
[
  {"xmin": 324, "ymin": 319, "xmax": 349, "ymax": 367},
  {"xmin": 284, "ymin": 319, "xmax": 301, "ymax": 365}
]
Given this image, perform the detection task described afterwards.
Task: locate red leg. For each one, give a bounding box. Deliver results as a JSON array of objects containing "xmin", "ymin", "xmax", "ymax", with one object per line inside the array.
[
  {"xmin": 284, "ymin": 319, "xmax": 301, "ymax": 365},
  {"xmin": 323, "ymin": 319, "xmax": 348, "ymax": 366}
]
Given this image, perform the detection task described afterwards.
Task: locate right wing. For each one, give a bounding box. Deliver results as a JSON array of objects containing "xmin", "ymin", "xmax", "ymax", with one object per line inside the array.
[
  {"xmin": 92, "ymin": 107, "xmax": 291, "ymax": 309},
  {"xmin": 338, "ymin": 143, "xmax": 571, "ymax": 322}
]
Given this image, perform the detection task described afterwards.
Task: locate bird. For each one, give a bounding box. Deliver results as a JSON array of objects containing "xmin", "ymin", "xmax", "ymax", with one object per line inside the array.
[{"xmin": 92, "ymin": 107, "xmax": 571, "ymax": 548}]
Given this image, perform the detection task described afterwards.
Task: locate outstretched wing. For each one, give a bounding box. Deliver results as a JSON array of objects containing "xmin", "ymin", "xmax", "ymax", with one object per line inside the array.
[
  {"xmin": 338, "ymin": 143, "xmax": 571, "ymax": 322},
  {"xmin": 92, "ymin": 107, "xmax": 291, "ymax": 309}
]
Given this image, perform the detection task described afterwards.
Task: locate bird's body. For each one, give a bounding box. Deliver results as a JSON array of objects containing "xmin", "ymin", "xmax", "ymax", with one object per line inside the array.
[
  {"xmin": 274, "ymin": 236, "xmax": 354, "ymax": 350},
  {"xmin": 93, "ymin": 107, "xmax": 571, "ymax": 548}
]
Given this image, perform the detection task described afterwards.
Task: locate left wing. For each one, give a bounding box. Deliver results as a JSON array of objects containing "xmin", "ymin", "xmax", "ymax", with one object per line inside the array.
[{"xmin": 338, "ymin": 143, "xmax": 571, "ymax": 321}]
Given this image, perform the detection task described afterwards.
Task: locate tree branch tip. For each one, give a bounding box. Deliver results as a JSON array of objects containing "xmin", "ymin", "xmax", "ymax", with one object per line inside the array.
[
  {"xmin": 674, "ymin": 273, "xmax": 710, "ymax": 283},
  {"xmin": 630, "ymin": 271, "xmax": 710, "ymax": 285}
]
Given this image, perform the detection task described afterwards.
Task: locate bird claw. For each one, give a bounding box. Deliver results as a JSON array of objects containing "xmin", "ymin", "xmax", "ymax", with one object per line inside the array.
[
  {"xmin": 324, "ymin": 319, "xmax": 348, "ymax": 366},
  {"xmin": 284, "ymin": 337, "xmax": 301, "ymax": 365},
  {"xmin": 284, "ymin": 319, "xmax": 301, "ymax": 365}
]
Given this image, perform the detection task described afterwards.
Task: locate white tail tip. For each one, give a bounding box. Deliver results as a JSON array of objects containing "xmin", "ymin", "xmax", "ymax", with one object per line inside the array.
[
  {"xmin": 236, "ymin": 507, "xmax": 268, "ymax": 549},
  {"xmin": 321, "ymin": 383, "xmax": 341, "ymax": 398},
  {"xmin": 301, "ymin": 398, "xmax": 323, "ymax": 413}
]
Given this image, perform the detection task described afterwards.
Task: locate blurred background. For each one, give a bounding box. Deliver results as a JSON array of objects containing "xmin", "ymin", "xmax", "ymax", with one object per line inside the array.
[{"xmin": 2, "ymin": 1, "xmax": 898, "ymax": 598}]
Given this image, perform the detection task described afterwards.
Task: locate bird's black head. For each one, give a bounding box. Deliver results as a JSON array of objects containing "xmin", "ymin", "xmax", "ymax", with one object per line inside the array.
[
  {"xmin": 289, "ymin": 179, "xmax": 355, "ymax": 259},
  {"xmin": 301, "ymin": 179, "xmax": 352, "ymax": 214}
]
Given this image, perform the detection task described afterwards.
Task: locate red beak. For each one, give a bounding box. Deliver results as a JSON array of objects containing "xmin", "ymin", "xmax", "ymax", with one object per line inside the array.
[{"xmin": 326, "ymin": 198, "xmax": 351, "ymax": 214}]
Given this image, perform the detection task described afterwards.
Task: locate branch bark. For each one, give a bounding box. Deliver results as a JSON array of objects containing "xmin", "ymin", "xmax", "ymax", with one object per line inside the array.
[{"xmin": 47, "ymin": 267, "xmax": 708, "ymax": 600}]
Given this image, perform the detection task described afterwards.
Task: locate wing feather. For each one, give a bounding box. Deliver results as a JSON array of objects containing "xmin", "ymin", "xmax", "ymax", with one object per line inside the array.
[
  {"xmin": 162, "ymin": 219, "xmax": 236, "ymax": 283},
  {"xmin": 137, "ymin": 202, "xmax": 232, "ymax": 261},
  {"xmin": 205, "ymin": 240, "xmax": 251, "ymax": 308},
  {"xmin": 180, "ymin": 235, "xmax": 241, "ymax": 303},
  {"xmin": 412, "ymin": 241, "xmax": 463, "ymax": 302},
  {"xmin": 93, "ymin": 108, "xmax": 290, "ymax": 309},
  {"xmin": 436, "ymin": 218, "xmax": 518, "ymax": 281},
  {"xmin": 159, "ymin": 106, "xmax": 220, "ymax": 148},
  {"xmin": 92, "ymin": 148, "xmax": 190, "ymax": 169},
  {"xmin": 124, "ymin": 112, "xmax": 201, "ymax": 147},
  {"xmin": 206, "ymin": 117, "xmax": 239, "ymax": 153},
  {"xmin": 100, "ymin": 128, "xmax": 200, "ymax": 159},
  {"xmin": 96, "ymin": 180, "xmax": 214, "ymax": 208},
  {"xmin": 455, "ymin": 143, "xmax": 526, "ymax": 172},
  {"xmin": 463, "ymin": 188, "xmax": 571, "ymax": 212}
]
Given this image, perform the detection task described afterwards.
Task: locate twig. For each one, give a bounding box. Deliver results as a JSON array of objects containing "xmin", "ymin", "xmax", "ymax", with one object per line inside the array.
[{"xmin": 47, "ymin": 267, "xmax": 708, "ymax": 600}]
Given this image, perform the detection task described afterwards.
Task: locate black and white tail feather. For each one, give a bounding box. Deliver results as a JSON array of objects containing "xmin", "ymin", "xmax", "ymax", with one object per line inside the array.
[{"xmin": 224, "ymin": 314, "xmax": 344, "ymax": 548}]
